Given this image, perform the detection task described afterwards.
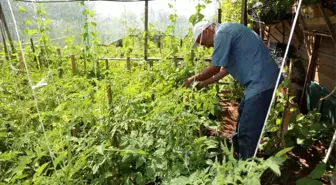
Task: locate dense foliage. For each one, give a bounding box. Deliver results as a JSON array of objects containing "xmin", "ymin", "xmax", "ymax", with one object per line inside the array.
[{"xmin": 0, "ymin": 0, "xmax": 334, "ymax": 184}]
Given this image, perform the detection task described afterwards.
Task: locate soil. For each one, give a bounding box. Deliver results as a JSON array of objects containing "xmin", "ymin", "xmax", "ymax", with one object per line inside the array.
[{"xmin": 261, "ymin": 141, "xmax": 330, "ymax": 185}]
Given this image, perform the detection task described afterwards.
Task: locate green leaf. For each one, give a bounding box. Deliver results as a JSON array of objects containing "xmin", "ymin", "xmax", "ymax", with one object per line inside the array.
[
  {"xmin": 296, "ymin": 177, "xmax": 322, "ymax": 185},
  {"xmin": 136, "ymin": 157, "xmax": 145, "ymax": 169},
  {"xmin": 276, "ymin": 118, "xmax": 282, "ymax": 125},
  {"xmin": 297, "ymin": 138, "xmax": 305, "ymax": 145},
  {"xmin": 18, "ymin": 7, "xmax": 26, "ymax": 13},
  {"xmin": 136, "ymin": 172, "xmax": 145, "ymax": 185},
  {"xmin": 245, "ymin": 177, "xmax": 261, "ymax": 185},
  {"xmin": 96, "ymin": 144, "xmax": 104, "ymax": 155},
  {"xmin": 308, "ymin": 163, "xmax": 326, "ymax": 179},
  {"xmin": 264, "ymin": 157, "xmax": 285, "ymax": 176},
  {"xmin": 36, "ymin": 162, "xmax": 49, "ymax": 175},
  {"xmin": 92, "ymin": 164, "xmax": 99, "ymax": 174},
  {"xmin": 25, "ymin": 20, "xmax": 32, "ymax": 25},
  {"xmin": 275, "ymin": 147, "xmax": 293, "ymax": 157},
  {"xmin": 88, "ymin": 10, "xmax": 95, "ymax": 17},
  {"xmin": 54, "ymin": 151, "xmax": 67, "ymax": 166},
  {"xmin": 90, "ymin": 22, "xmax": 97, "ymax": 27}
]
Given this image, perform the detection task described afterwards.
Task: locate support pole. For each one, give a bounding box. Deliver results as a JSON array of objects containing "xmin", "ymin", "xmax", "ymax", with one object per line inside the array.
[
  {"xmin": 144, "ymin": 0, "xmax": 148, "ymax": 61},
  {"xmin": 218, "ymin": 8, "xmax": 222, "ymax": 23},
  {"xmin": 71, "ymin": 55, "xmax": 77, "ymax": 76},
  {"xmin": 127, "ymin": 56, "xmax": 131, "ymax": 71},
  {"xmin": 56, "ymin": 48, "xmax": 63, "ymax": 78},
  {"xmin": 30, "ymin": 38, "xmax": 38, "ymax": 67},
  {"xmin": 0, "ymin": 24, "xmax": 9, "ymax": 60},
  {"xmin": 105, "ymin": 59, "xmax": 109, "ymax": 70},
  {"xmin": 240, "ymin": 0, "xmax": 247, "ymax": 26},
  {"xmin": 0, "ymin": 3, "xmax": 15, "ymax": 53},
  {"xmin": 280, "ymin": 58, "xmax": 294, "ymax": 148},
  {"xmin": 19, "ymin": 52, "xmax": 24, "ymax": 70},
  {"xmin": 107, "ymin": 85, "xmax": 112, "ymax": 106}
]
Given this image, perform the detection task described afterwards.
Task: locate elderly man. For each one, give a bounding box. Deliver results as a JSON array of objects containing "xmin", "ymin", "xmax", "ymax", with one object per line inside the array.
[{"xmin": 184, "ymin": 21, "xmax": 283, "ymax": 159}]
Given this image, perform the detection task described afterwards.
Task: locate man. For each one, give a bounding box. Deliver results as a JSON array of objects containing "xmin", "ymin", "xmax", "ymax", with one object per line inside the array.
[{"xmin": 184, "ymin": 21, "xmax": 283, "ymax": 159}]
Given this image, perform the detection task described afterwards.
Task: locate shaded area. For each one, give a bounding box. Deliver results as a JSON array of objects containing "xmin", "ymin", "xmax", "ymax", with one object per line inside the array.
[{"xmin": 261, "ymin": 141, "xmax": 330, "ymax": 185}]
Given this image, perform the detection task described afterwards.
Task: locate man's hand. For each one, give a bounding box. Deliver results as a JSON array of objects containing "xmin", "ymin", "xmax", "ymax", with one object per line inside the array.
[
  {"xmin": 184, "ymin": 66, "xmax": 221, "ymax": 88},
  {"xmin": 184, "ymin": 77, "xmax": 194, "ymax": 88},
  {"xmin": 196, "ymin": 81, "xmax": 206, "ymax": 90}
]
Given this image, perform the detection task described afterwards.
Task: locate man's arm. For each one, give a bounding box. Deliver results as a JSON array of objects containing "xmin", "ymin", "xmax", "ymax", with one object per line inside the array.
[
  {"xmin": 184, "ymin": 66, "xmax": 221, "ymax": 87},
  {"xmin": 197, "ymin": 67, "xmax": 228, "ymax": 89}
]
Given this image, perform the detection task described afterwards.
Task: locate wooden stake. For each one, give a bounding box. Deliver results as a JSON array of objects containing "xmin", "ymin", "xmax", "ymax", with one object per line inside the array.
[
  {"xmin": 19, "ymin": 52, "xmax": 24, "ymax": 70},
  {"xmin": 127, "ymin": 56, "xmax": 131, "ymax": 71},
  {"xmin": 280, "ymin": 58, "xmax": 294, "ymax": 148},
  {"xmin": 174, "ymin": 56, "xmax": 177, "ymax": 67},
  {"xmin": 107, "ymin": 85, "xmax": 112, "ymax": 106},
  {"xmin": 71, "ymin": 55, "xmax": 76, "ymax": 76},
  {"xmin": 218, "ymin": 8, "xmax": 222, "ymax": 23},
  {"xmin": 105, "ymin": 59, "xmax": 109, "ymax": 70},
  {"xmin": 240, "ymin": 0, "xmax": 247, "ymax": 26},
  {"xmin": 56, "ymin": 48, "xmax": 63, "ymax": 78},
  {"xmin": 190, "ymin": 50, "xmax": 195, "ymax": 65},
  {"xmin": 30, "ymin": 38, "xmax": 37, "ymax": 62},
  {"xmin": 83, "ymin": 50, "xmax": 87, "ymax": 73},
  {"xmin": 38, "ymin": 53, "xmax": 43, "ymax": 68},
  {"xmin": 96, "ymin": 59, "xmax": 100, "ymax": 76}
]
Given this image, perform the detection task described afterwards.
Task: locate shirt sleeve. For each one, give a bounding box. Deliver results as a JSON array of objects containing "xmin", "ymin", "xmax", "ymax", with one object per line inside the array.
[{"xmin": 211, "ymin": 32, "xmax": 233, "ymax": 68}]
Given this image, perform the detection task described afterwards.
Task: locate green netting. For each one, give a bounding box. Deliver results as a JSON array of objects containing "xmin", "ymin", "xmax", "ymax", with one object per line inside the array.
[{"xmin": 306, "ymin": 81, "xmax": 336, "ymax": 124}]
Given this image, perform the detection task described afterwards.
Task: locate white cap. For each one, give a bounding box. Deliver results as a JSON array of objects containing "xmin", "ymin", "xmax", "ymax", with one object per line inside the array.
[{"xmin": 192, "ymin": 20, "xmax": 213, "ymax": 48}]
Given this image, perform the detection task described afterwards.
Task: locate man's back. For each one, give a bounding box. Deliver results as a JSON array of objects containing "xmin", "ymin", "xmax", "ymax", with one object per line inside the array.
[{"xmin": 211, "ymin": 22, "xmax": 281, "ymax": 100}]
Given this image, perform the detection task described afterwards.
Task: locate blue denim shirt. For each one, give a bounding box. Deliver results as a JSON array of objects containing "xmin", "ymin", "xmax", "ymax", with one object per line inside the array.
[{"xmin": 211, "ymin": 23, "xmax": 283, "ymax": 100}]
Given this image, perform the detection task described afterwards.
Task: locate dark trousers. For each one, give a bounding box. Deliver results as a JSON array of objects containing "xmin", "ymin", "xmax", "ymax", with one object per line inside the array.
[{"xmin": 232, "ymin": 88, "xmax": 274, "ymax": 159}]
